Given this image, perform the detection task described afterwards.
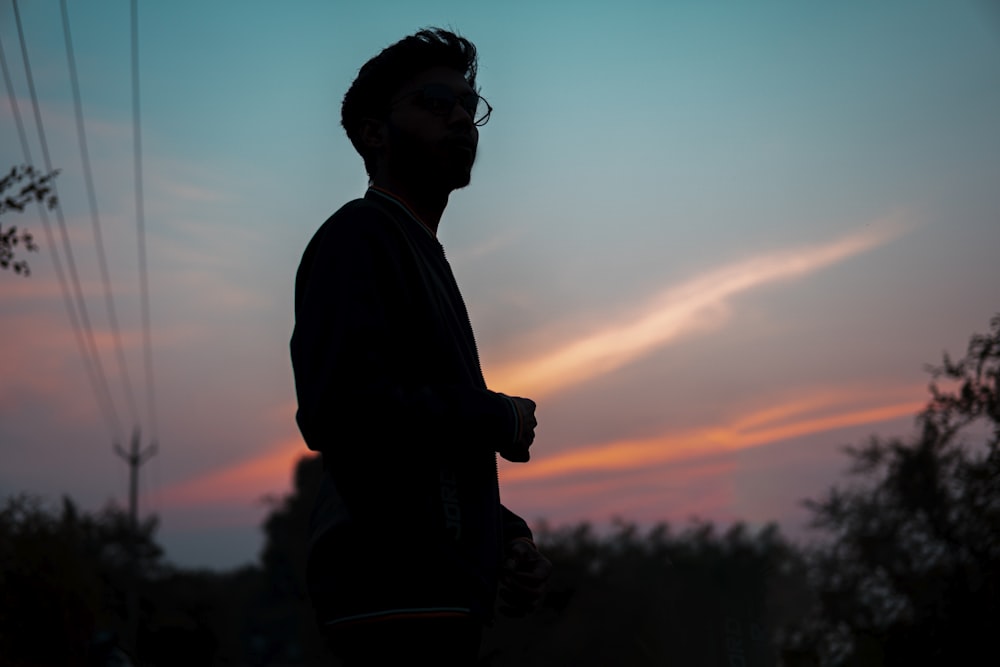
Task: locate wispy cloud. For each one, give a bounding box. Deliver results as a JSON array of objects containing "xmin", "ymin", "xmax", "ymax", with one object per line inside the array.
[
  {"xmin": 488, "ymin": 218, "xmax": 905, "ymax": 398},
  {"xmin": 0, "ymin": 311, "xmax": 86, "ymax": 410},
  {"xmin": 153, "ymin": 382, "xmax": 925, "ymax": 526},
  {"xmin": 157, "ymin": 436, "xmax": 314, "ymax": 508},
  {"xmin": 502, "ymin": 383, "xmax": 924, "ymax": 485},
  {"xmin": 158, "ymin": 179, "xmax": 231, "ymax": 204},
  {"xmin": 500, "ymin": 387, "xmax": 927, "ymax": 530},
  {"xmin": 448, "ymin": 228, "xmax": 525, "ymax": 265}
]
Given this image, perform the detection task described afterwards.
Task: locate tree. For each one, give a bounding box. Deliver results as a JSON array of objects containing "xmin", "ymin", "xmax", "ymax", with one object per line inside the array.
[
  {"xmin": 0, "ymin": 164, "xmax": 58, "ymax": 276},
  {"xmin": 253, "ymin": 454, "xmax": 816, "ymax": 666},
  {"xmin": 254, "ymin": 453, "xmax": 327, "ymax": 664},
  {"xmin": 787, "ymin": 314, "xmax": 1000, "ymax": 665},
  {"xmin": 484, "ymin": 518, "xmax": 807, "ymax": 667},
  {"xmin": 0, "ymin": 493, "xmax": 164, "ymax": 666}
]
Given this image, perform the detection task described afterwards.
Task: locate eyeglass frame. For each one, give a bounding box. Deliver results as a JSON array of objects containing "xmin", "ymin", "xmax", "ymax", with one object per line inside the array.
[{"xmin": 388, "ymin": 83, "xmax": 493, "ymax": 127}]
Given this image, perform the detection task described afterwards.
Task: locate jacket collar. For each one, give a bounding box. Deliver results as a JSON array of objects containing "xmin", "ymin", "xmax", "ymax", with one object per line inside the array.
[{"xmin": 365, "ymin": 186, "xmax": 437, "ymax": 240}]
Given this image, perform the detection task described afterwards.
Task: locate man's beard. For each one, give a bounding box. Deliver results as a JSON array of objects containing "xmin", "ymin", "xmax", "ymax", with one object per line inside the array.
[{"xmin": 386, "ymin": 122, "xmax": 475, "ymax": 193}]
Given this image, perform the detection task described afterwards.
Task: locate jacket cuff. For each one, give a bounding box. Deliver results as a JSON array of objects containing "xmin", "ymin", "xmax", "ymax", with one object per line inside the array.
[
  {"xmin": 501, "ymin": 505, "xmax": 534, "ymax": 543},
  {"xmin": 500, "ymin": 393, "xmax": 520, "ymax": 445}
]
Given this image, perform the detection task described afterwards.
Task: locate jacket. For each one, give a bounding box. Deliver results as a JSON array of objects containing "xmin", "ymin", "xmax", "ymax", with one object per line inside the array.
[{"xmin": 290, "ymin": 187, "xmax": 532, "ymax": 627}]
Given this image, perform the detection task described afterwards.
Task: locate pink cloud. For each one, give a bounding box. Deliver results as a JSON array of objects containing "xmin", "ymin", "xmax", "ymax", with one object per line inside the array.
[
  {"xmin": 157, "ymin": 435, "xmax": 315, "ymax": 508},
  {"xmin": 487, "ymin": 220, "xmax": 905, "ymax": 399},
  {"xmin": 153, "ymin": 382, "xmax": 926, "ymax": 538},
  {"xmin": 502, "ymin": 388, "xmax": 923, "ymax": 485},
  {"xmin": 0, "ymin": 310, "xmax": 89, "ymax": 408}
]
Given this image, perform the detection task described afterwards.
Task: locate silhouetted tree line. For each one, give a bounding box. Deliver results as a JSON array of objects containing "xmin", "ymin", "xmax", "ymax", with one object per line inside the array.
[
  {"xmin": 2, "ymin": 314, "xmax": 997, "ymax": 666},
  {"xmin": 782, "ymin": 313, "xmax": 1000, "ymax": 666}
]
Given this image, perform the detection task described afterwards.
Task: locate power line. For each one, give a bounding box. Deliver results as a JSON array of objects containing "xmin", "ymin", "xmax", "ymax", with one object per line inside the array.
[
  {"xmin": 11, "ymin": 0, "xmax": 123, "ymax": 442},
  {"xmin": 131, "ymin": 0, "xmax": 157, "ymax": 439},
  {"xmin": 60, "ymin": 0, "xmax": 140, "ymax": 425},
  {"xmin": 1, "ymin": 14, "xmax": 106, "ymax": 431},
  {"xmin": 1, "ymin": 18, "xmax": 31, "ymax": 161}
]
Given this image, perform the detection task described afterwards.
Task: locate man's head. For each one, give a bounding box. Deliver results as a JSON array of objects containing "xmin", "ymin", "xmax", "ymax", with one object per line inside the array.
[{"xmin": 341, "ymin": 29, "xmax": 486, "ymax": 192}]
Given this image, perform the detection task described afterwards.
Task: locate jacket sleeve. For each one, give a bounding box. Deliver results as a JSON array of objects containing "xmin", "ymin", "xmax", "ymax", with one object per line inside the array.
[{"xmin": 290, "ymin": 207, "xmax": 516, "ymax": 461}]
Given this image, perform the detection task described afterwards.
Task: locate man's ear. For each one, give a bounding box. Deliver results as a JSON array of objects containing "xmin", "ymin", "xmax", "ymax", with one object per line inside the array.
[{"xmin": 360, "ymin": 117, "xmax": 387, "ymax": 153}]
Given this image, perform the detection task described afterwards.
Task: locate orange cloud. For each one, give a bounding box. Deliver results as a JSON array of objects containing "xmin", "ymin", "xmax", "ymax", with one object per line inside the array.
[
  {"xmin": 156, "ymin": 384, "xmax": 924, "ymax": 522},
  {"xmin": 496, "ymin": 385, "xmax": 927, "ymax": 530},
  {"xmin": 487, "ymin": 220, "xmax": 903, "ymax": 398},
  {"xmin": 158, "ymin": 436, "xmax": 315, "ymax": 507},
  {"xmin": 501, "ymin": 385, "xmax": 924, "ymax": 485}
]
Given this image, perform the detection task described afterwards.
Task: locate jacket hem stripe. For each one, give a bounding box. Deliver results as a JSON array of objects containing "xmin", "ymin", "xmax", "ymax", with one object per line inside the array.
[{"xmin": 324, "ymin": 606, "xmax": 473, "ymax": 627}]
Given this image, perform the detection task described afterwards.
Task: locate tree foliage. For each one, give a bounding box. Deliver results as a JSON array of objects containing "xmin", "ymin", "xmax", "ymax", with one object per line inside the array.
[
  {"xmin": 788, "ymin": 314, "xmax": 1000, "ymax": 665},
  {"xmin": 253, "ymin": 453, "xmax": 327, "ymax": 664},
  {"xmin": 483, "ymin": 518, "xmax": 807, "ymax": 667},
  {"xmin": 0, "ymin": 494, "xmax": 163, "ymax": 666},
  {"xmin": 0, "ymin": 164, "xmax": 58, "ymax": 276},
  {"xmin": 240, "ymin": 454, "xmax": 809, "ymax": 666}
]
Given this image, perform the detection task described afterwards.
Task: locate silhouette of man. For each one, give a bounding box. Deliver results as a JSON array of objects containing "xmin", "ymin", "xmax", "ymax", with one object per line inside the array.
[{"xmin": 290, "ymin": 28, "xmax": 550, "ymax": 666}]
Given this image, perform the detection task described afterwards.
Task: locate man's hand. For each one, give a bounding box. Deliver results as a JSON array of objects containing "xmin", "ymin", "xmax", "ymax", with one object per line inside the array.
[
  {"xmin": 498, "ymin": 538, "xmax": 551, "ymax": 617},
  {"xmin": 499, "ymin": 396, "xmax": 536, "ymax": 463}
]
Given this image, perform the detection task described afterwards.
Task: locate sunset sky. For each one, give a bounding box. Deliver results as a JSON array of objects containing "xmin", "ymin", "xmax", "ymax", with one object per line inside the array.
[{"xmin": 2, "ymin": 1, "xmax": 999, "ymax": 569}]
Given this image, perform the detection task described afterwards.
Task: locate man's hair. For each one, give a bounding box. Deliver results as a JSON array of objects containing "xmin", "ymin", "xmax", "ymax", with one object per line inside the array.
[{"xmin": 341, "ymin": 28, "xmax": 479, "ymax": 177}]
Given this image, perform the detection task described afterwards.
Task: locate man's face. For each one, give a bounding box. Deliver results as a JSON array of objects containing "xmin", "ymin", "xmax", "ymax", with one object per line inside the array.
[{"xmin": 381, "ymin": 66, "xmax": 480, "ymax": 192}]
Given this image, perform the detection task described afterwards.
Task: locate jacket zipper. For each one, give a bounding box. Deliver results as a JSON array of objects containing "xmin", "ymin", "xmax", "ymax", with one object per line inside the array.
[{"xmin": 439, "ymin": 243, "xmax": 504, "ymax": 556}]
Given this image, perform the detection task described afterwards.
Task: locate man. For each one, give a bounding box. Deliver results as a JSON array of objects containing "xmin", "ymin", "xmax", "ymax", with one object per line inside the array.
[{"xmin": 290, "ymin": 28, "xmax": 551, "ymax": 666}]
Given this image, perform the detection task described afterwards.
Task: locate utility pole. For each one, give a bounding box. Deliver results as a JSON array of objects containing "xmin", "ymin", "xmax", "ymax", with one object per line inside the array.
[
  {"xmin": 115, "ymin": 427, "xmax": 157, "ymax": 528},
  {"xmin": 114, "ymin": 427, "xmax": 157, "ymax": 658}
]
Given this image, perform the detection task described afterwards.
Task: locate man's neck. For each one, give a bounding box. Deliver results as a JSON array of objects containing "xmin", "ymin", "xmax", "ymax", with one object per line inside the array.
[{"xmin": 370, "ymin": 175, "xmax": 448, "ymax": 236}]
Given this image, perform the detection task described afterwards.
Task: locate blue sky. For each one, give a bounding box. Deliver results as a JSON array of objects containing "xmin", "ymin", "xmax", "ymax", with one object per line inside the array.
[{"xmin": 2, "ymin": 0, "xmax": 999, "ymax": 569}]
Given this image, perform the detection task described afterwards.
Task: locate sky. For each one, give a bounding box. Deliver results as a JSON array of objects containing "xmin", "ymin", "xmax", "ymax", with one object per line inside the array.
[{"xmin": 2, "ymin": 0, "xmax": 999, "ymax": 570}]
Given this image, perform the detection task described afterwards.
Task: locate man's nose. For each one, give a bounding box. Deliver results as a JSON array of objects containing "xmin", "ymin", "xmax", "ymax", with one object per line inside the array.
[{"xmin": 448, "ymin": 102, "xmax": 475, "ymax": 129}]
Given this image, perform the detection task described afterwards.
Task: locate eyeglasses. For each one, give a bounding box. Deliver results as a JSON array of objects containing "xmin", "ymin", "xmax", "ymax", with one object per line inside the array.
[{"xmin": 391, "ymin": 83, "xmax": 493, "ymax": 127}]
